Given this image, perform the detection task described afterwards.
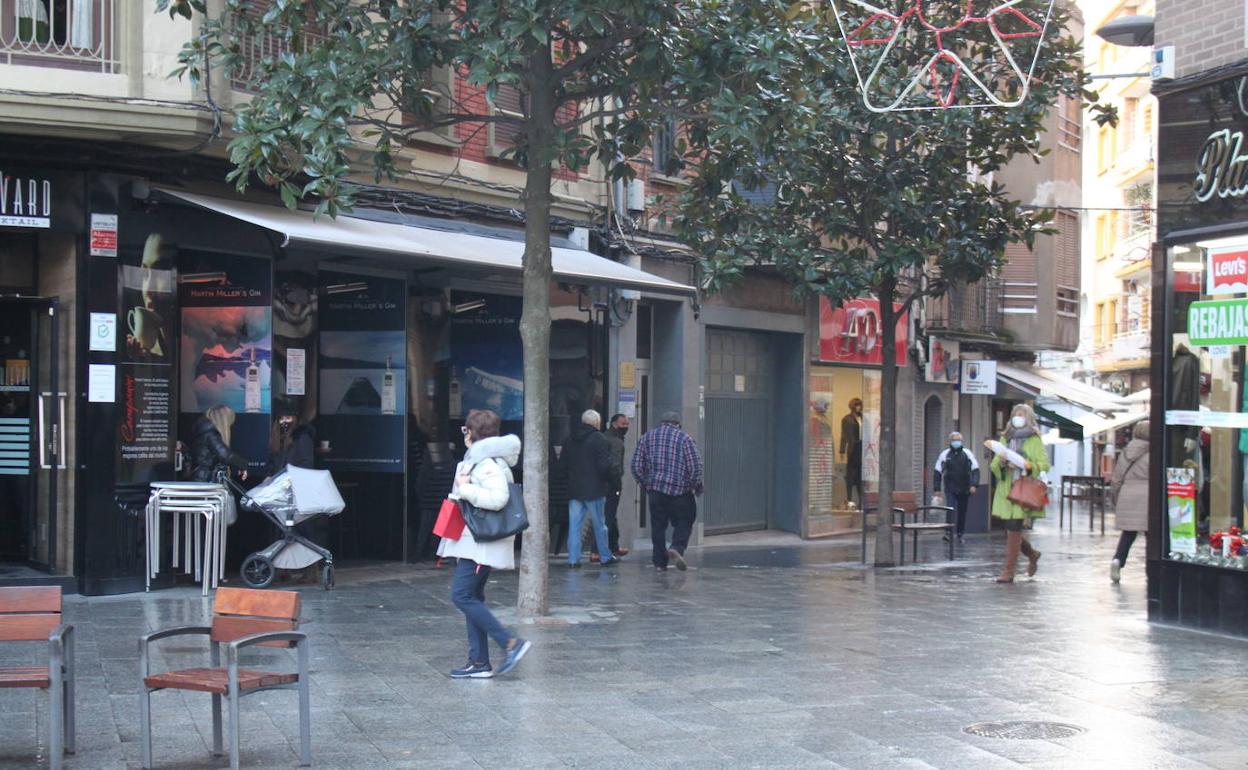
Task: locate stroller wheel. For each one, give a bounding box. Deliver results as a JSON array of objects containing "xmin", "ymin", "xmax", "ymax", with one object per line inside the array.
[
  {"xmin": 240, "ymin": 554, "xmax": 275, "ymax": 589},
  {"xmin": 322, "ymin": 563, "xmax": 334, "ymax": 590}
]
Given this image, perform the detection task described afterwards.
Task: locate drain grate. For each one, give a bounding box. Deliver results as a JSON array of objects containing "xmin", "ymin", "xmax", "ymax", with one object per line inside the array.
[{"xmin": 963, "ymin": 721, "xmax": 1087, "ymax": 740}]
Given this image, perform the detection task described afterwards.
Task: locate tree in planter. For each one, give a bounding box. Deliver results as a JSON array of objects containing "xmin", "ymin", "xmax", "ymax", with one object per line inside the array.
[
  {"xmin": 672, "ymin": 1, "xmax": 1110, "ymax": 565},
  {"xmin": 156, "ymin": 0, "xmax": 705, "ymax": 615}
]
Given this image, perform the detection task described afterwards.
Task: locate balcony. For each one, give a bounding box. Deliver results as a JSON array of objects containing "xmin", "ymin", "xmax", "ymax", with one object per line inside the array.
[
  {"xmin": 0, "ymin": 0, "xmax": 117, "ymax": 73},
  {"xmin": 925, "ymin": 280, "xmax": 1005, "ymax": 339}
]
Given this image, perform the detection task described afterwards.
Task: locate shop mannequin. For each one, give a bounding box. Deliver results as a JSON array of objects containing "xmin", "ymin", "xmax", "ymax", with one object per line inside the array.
[{"xmin": 841, "ymin": 398, "xmax": 864, "ymax": 507}]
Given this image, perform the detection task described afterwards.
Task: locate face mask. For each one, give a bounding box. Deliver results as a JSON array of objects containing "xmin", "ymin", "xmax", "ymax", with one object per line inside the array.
[
  {"xmin": 613, "ymin": 427, "xmax": 628, "ymax": 437},
  {"xmin": 950, "ymin": 441, "xmax": 962, "ymax": 450},
  {"xmin": 1011, "ymin": 415, "xmax": 1027, "ymax": 429}
]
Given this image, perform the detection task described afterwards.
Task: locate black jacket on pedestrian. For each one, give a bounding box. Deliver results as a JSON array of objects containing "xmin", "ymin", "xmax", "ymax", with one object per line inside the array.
[
  {"xmin": 269, "ymin": 424, "xmax": 316, "ymax": 475},
  {"xmin": 601, "ymin": 429, "xmax": 626, "ymax": 491},
  {"xmin": 561, "ymin": 423, "xmax": 615, "ymax": 500},
  {"xmin": 189, "ymin": 416, "xmax": 249, "ymax": 482}
]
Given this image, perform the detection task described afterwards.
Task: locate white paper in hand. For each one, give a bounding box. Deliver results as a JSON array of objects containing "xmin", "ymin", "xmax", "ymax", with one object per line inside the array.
[{"xmin": 984, "ymin": 440, "xmax": 1027, "ymax": 470}]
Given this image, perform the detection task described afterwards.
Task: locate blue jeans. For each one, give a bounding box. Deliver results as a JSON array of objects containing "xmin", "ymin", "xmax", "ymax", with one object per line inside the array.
[
  {"xmin": 568, "ymin": 497, "xmax": 611, "ymax": 565},
  {"xmin": 450, "ymin": 558, "xmax": 513, "ymax": 666}
]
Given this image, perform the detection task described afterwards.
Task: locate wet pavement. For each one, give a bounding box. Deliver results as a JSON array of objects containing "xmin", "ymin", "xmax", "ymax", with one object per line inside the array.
[{"xmin": 2, "ymin": 511, "xmax": 1246, "ymax": 769}]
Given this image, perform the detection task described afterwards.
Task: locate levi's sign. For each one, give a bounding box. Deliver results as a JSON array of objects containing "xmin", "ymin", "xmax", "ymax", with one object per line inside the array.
[
  {"xmin": 1188, "ymin": 299, "xmax": 1248, "ymax": 345},
  {"xmin": 1208, "ymin": 246, "xmax": 1248, "ymax": 294}
]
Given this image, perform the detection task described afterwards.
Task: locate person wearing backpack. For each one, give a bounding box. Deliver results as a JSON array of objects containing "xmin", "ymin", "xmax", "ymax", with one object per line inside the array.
[{"xmin": 933, "ymin": 431, "xmax": 980, "ymax": 543}]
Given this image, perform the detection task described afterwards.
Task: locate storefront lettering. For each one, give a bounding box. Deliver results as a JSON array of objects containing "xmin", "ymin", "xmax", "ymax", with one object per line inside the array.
[
  {"xmin": 0, "ymin": 170, "xmax": 52, "ymax": 227},
  {"xmin": 120, "ymin": 374, "xmax": 139, "ymax": 443},
  {"xmin": 1194, "ymin": 129, "xmax": 1248, "ymax": 202},
  {"xmin": 1188, "ymin": 298, "xmax": 1248, "ymax": 345}
]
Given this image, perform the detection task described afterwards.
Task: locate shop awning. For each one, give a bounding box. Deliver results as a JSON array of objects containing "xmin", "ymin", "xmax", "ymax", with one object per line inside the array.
[
  {"xmin": 996, "ymin": 364, "xmax": 1130, "ymax": 413},
  {"xmin": 155, "ymin": 188, "xmax": 697, "ymax": 297}
]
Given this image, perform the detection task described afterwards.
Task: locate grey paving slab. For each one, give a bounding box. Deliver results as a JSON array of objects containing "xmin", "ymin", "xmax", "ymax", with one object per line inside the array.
[{"xmin": 0, "ymin": 512, "xmax": 1244, "ymax": 769}]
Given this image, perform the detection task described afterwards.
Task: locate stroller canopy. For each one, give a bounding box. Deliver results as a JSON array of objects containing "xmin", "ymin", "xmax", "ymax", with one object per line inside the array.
[{"xmin": 246, "ymin": 466, "xmax": 346, "ymax": 524}]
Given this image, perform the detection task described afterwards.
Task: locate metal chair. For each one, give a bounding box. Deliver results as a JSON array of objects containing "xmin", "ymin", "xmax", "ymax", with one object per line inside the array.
[
  {"xmin": 892, "ymin": 505, "xmax": 956, "ymax": 564},
  {"xmin": 139, "ymin": 587, "xmax": 310, "ymax": 770}
]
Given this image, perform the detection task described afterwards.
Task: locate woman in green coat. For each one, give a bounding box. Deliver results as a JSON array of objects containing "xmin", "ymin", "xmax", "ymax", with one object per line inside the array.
[{"xmin": 989, "ymin": 403, "xmax": 1050, "ymax": 583}]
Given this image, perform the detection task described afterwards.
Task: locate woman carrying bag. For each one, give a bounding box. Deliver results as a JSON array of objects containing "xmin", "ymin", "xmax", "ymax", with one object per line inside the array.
[
  {"xmin": 1108, "ymin": 420, "xmax": 1150, "ymax": 583},
  {"xmin": 989, "ymin": 403, "xmax": 1050, "ymax": 583},
  {"xmin": 436, "ymin": 409, "xmax": 532, "ymax": 679}
]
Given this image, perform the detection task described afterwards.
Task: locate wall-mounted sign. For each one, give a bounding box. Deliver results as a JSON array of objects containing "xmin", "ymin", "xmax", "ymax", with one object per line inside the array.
[
  {"xmin": 1207, "ymin": 245, "xmax": 1248, "ymax": 294},
  {"xmin": 89, "ymin": 312, "xmax": 116, "ymax": 352},
  {"xmin": 1194, "ymin": 129, "xmax": 1248, "ymax": 203},
  {"xmin": 1187, "ymin": 298, "xmax": 1248, "ymax": 346},
  {"xmin": 89, "ymin": 213, "xmax": 118, "ymax": 257},
  {"xmin": 0, "ymin": 170, "xmax": 52, "ymax": 228},
  {"xmin": 959, "ymin": 360, "xmax": 997, "ymax": 395},
  {"xmin": 619, "ymin": 360, "xmax": 636, "ymax": 390},
  {"xmin": 817, "ymin": 297, "xmax": 908, "ymax": 366},
  {"xmin": 925, "ymin": 337, "xmax": 960, "ymax": 384}
]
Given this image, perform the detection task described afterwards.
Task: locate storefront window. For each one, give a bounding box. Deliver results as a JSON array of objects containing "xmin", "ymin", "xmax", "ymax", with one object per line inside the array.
[
  {"xmin": 1164, "ymin": 240, "xmax": 1248, "ymax": 569},
  {"xmin": 808, "ymin": 366, "xmax": 881, "ymax": 514}
]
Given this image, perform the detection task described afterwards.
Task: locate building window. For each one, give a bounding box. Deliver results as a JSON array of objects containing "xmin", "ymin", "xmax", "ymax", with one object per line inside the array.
[
  {"xmin": 651, "ymin": 117, "xmax": 681, "ymax": 177},
  {"xmin": 400, "ymin": 66, "xmax": 457, "ymax": 143},
  {"xmin": 487, "ymin": 81, "xmax": 526, "ymax": 158},
  {"xmin": 1097, "ymin": 124, "xmax": 1116, "ymax": 173}
]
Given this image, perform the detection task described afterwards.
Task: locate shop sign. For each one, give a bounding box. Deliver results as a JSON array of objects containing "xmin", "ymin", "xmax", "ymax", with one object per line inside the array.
[
  {"xmin": 925, "ymin": 337, "xmax": 959, "ymax": 384},
  {"xmin": 959, "ymin": 360, "xmax": 997, "ymax": 395},
  {"xmin": 0, "ymin": 171, "xmax": 52, "ymax": 228},
  {"xmin": 1206, "ymin": 245, "xmax": 1248, "ymax": 294},
  {"xmin": 1187, "ymin": 298, "xmax": 1248, "ymax": 345},
  {"xmin": 1194, "ymin": 128, "xmax": 1248, "ymax": 203},
  {"xmin": 89, "ymin": 213, "xmax": 118, "ymax": 257},
  {"xmin": 817, "ymin": 297, "xmax": 908, "ymax": 366},
  {"xmin": 1167, "ymin": 467, "xmax": 1198, "ymax": 556}
]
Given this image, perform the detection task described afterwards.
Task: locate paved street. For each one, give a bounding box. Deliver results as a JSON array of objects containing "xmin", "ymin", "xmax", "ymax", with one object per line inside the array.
[{"xmin": 2, "ymin": 514, "xmax": 1246, "ymax": 770}]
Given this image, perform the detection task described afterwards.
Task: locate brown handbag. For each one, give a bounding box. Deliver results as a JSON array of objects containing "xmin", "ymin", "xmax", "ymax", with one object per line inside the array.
[{"xmin": 1007, "ymin": 475, "xmax": 1049, "ymax": 511}]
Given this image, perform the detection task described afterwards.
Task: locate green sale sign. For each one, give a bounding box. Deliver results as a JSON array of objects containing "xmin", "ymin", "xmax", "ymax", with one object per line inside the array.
[{"xmin": 1188, "ymin": 299, "xmax": 1248, "ymax": 346}]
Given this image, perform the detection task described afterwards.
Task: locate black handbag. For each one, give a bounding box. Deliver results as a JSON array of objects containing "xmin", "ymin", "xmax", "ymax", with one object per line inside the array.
[{"xmin": 461, "ymin": 472, "xmax": 530, "ymax": 542}]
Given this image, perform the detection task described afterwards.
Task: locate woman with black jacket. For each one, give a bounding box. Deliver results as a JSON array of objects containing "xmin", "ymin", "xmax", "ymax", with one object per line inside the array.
[
  {"xmin": 268, "ymin": 406, "xmax": 315, "ymax": 474},
  {"xmin": 189, "ymin": 404, "xmax": 249, "ymax": 482}
]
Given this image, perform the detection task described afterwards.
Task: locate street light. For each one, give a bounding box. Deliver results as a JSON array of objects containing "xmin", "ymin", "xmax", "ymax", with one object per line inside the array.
[
  {"xmin": 1090, "ymin": 14, "xmax": 1154, "ymax": 80},
  {"xmin": 1095, "ymin": 15, "xmax": 1154, "ymax": 47}
]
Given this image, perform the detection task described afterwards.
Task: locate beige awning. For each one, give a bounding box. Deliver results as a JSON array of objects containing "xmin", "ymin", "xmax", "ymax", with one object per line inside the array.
[
  {"xmin": 156, "ymin": 188, "xmax": 697, "ymax": 297},
  {"xmin": 997, "ymin": 364, "xmax": 1131, "ymax": 413}
]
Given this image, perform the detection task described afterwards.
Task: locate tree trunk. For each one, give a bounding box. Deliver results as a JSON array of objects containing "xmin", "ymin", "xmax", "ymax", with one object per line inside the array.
[
  {"xmin": 516, "ymin": 45, "xmax": 555, "ymax": 618},
  {"xmin": 874, "ymin": 275, "xmax": 897, "ymax": 567}
]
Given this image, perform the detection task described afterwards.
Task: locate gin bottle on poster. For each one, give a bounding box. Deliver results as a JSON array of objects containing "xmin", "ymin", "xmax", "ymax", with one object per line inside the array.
[
  {"xmin": 245, "ymin": 347, "xmax": 261, "ymax": 413},
  {"xmin": 381, "ymin": 355, "xmax": 396, "ymax": 415},
  {"xmin": 449, "ymin": 371, "xmax": 462, "ymax": 418}
]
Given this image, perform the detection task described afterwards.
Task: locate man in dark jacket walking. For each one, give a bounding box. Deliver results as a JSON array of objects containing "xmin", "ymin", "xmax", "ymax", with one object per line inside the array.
[
  {"xmin": 591, "ymin": 413, "xmax": 630, "ymax": 561},
  {"xmin": 562, "ymin": 410, "xmax": 620, "ymax": 568},
  {"xmin": 933, "ymin": 431, "xmax": 980, "ymax": 541}
]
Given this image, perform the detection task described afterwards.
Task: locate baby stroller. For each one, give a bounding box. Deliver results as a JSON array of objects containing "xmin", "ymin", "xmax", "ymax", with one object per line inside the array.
[{"xmin": 233, "ymin": 465, "xmax": 345, "ymax": 590}]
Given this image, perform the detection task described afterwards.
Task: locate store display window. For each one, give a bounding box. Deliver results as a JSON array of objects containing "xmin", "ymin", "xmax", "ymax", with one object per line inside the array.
[
  {"xmin": 1163, "ymin": 239, "xmax": 1248, "ymax": 569},
  {"xmin": 808, "ymin": 366, "xmax": 881, "ymax": 514}
]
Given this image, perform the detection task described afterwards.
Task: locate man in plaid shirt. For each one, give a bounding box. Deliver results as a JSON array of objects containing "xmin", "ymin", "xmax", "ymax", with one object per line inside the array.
[{"xmin": 631, "ymin": 411, "xmax": 703, "ymax": 571}]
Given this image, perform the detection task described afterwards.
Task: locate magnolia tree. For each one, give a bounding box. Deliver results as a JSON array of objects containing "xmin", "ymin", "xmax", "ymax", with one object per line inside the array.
[
  {"xmin": 158, "ymin": 0, "xmax": 705, "ymax": 615},
  {"xmin": 672, "ymin": 1, "xmax": 1110, "ymax": 565}
]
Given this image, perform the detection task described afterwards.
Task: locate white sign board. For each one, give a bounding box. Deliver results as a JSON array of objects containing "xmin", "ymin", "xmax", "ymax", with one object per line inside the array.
[
  {"xmin": 89, "ymin": 213, "xmax": 118, "ymax": 257},
  {"xmin": 959, "ymin": 360, "xmax": 997, "ymax": 395},
  {"xmin": 88, "ymin": 364, "xmax": 115, "ymax": 403},
  {"xmin": 286, "ymin": 348, "xmax": 306, "ymax": 395},
  {"xmin": 88, "ymin": 312, "xmax": 116, "ymax": 352}
]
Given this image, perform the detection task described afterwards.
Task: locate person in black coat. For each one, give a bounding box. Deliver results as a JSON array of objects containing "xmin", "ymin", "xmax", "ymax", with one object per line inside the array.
[
  {"xmin": 189, "ymin": 404, "xmax": 249, "ymax": 482},
  {"xmin": 560, "ymin": 409, "xmax": 620, "ymax": 567},
  {"xmin": 267, "ymin": 405, "xmax": 315, "ymax": 475}
]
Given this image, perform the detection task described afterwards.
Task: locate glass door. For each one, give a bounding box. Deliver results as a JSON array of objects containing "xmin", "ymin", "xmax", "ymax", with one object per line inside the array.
[{"xmin": 0, "ymin": 296, "xmax": 60, "ymax": 573}]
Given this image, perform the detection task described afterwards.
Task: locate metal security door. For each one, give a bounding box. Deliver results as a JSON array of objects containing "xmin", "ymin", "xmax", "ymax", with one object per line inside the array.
[{"xmin": 703, "ymin": 330, "xmax": 772, "ymax": 534}]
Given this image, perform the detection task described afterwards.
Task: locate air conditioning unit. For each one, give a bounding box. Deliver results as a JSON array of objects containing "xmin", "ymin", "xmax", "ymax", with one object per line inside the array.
[{"xmin": 627, "ymin": 179, "xmax": 646, "ymax": 213}]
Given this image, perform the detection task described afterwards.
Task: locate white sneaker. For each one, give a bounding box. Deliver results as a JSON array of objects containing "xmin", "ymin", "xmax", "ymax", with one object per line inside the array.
[{"xmin": 1110, "ymin": 559, "xmax": 1121, "ymax": 584}]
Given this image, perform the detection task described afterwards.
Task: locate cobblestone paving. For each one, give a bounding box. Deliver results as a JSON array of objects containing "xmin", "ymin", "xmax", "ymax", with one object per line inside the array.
[{"xmin": 2, "ymin": 514, "xmax": 1246, "ymax": 769}]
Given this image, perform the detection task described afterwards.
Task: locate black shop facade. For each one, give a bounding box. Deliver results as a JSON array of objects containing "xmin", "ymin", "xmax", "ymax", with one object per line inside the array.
[
  {"xmin": 2, "ymin": 162, "xmax": 693, "ymax": 596},
  {"xmin": 1151, "ymin": 66, "xmax": 1248, "ymax": 637}
]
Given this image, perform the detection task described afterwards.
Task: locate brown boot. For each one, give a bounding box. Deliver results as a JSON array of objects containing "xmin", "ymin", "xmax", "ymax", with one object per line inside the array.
[
  {"xmin": 1020, "ymin": 539, "xmax": 1041, "ymax": 577},
  {"xmin": 996, "ymin": 531, "xmax": 1022, "ymax": 583}
]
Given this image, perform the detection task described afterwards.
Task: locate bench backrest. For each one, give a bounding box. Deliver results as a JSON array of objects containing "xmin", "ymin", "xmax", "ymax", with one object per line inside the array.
[
  {"xmin": 0, "ymin": 586, "xmax": 62, "ymax": 642},
  {"xmin": 210, "ymin": 587, "xmax": 300, "ymax": 648},
  {"xmin": 865, "ymin": 491, "xmax": 917, "ymax": 509}
]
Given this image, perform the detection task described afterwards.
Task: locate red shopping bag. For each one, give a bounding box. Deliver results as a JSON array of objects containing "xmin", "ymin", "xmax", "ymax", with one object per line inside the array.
[{"xmin": 433, "ymin": 499, "xmax": 465, "ymax": 541}]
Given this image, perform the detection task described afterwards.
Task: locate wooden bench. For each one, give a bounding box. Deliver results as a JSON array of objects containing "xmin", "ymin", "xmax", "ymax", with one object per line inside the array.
[
  {"xmin": 139, "ymin": 587, "xmax": 310, "ymax": 770},
  {"xmin": 892, "ymin": 505, "xmax": 956, "ymax": 564},
  {"xmin": 0, "ymin": 586, "xmax": 75, "ymax": 770}
]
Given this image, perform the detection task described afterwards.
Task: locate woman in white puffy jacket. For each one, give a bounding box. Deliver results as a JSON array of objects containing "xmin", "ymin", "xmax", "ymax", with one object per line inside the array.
[{"xmin": 438, "ymin": 408, "xmax": 532, "ymax": 679}]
